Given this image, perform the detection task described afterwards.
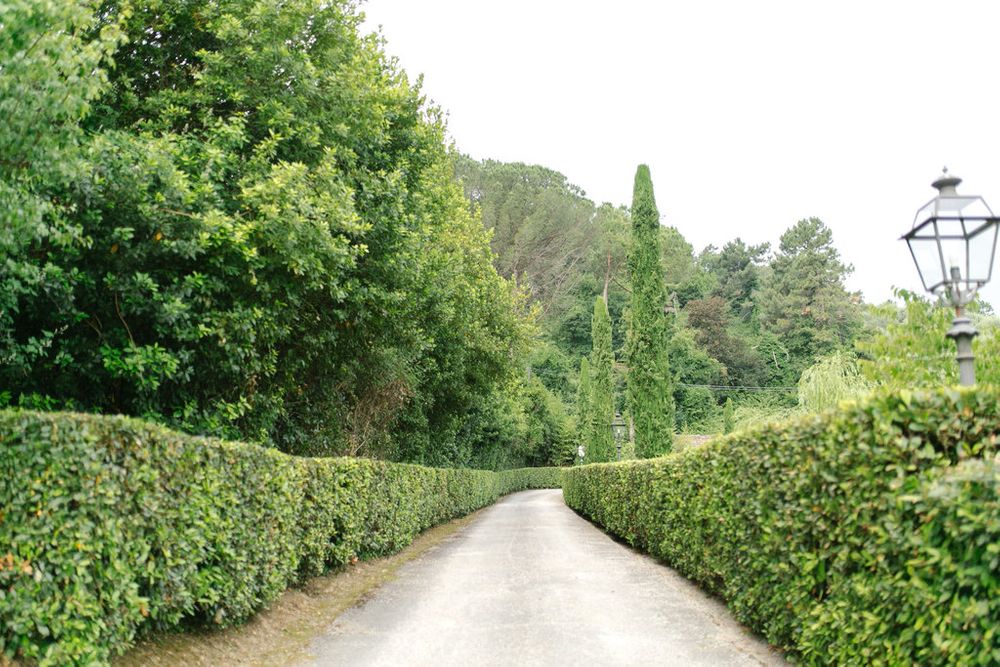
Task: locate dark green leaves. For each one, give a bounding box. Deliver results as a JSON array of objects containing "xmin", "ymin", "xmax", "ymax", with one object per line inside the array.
[{"xmin": 564, "ymin": 387, "xmax": 999, "ymax": 665}]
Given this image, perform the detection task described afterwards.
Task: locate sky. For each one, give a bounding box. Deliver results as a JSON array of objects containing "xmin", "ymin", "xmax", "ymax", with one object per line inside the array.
[{"xmin": 361, "ymin": 0, "xmax": 1000, "ymax": 307}]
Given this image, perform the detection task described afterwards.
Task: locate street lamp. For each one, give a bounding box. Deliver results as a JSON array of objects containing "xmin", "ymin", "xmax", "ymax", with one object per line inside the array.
[
  {"xmin": 902, "ymin": 168, "xmax": 1000, "ymax": 385},
  {"xmin": 611, "ymin": 412, "xmax": 627, "ymax": 461}
]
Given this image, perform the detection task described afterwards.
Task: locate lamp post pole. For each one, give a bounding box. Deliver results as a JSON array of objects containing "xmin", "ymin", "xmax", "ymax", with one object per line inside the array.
[
  {"xmin": 903, "ymin": 169, "xmax": 999, "ymax": 387},
  {"xmin": 946, "ymin": 268, "xmax": 978, "ymax": 386},
  {"xmin": 611, "ymin": 412, "xmax": 626, "ymax": 461}
]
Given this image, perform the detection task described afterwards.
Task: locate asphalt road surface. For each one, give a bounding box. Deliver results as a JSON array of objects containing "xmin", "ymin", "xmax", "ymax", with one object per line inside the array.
[{"xmin": 302, "ymin": 489, "xmax": 786, "ymax": 667}]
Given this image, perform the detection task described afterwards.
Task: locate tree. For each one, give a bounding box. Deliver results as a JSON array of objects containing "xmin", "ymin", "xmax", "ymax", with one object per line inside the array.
[
  {"xmin": 0, "ymin": 0, "xmax": 123, "ymax": 396},
  {"xmin": 857, "ymin": 290, "xmax": 1000, "ymax": 388},
  {"xmin": 758, "ymin": 218, "xmax": 861, "ymax": 382},
  {"xmin": 588, "ymin": 296, "xmax": 615, "ymax": 461},
  {"xmin": 0, "ymin": 0, "xmax": 531, "ymax": 466},
  {"xmin": 699, "ymin": 239, "xmax": 770, "ymax": 320},
  {"xmin": 660, "ymin": 226, "xmax": 712, "ymax": 306},
  {"xmin": 684, "ymin": 296, "xmax": 767, "ymax": 386},
  {"xmin": 625, "ymin": 165, "xmax": 675, "ymax": 456},
  {"xmin": 797, "ymin": 350, "xmax": 872, "ymax": 412},
  {"xmin": 575, "ymin": 356, "xmax": 593, "ymax": 460}
]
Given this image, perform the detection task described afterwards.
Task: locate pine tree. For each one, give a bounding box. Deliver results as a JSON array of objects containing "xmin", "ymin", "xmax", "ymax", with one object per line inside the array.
[
  {"xmin": 626, "ymin": 165, "xmax": 675, "ymax": 456},
  {"xmin": 588, "ymin": 296, "xmax": 615, "ymax": 461},
  {"xmin": 575, "ymin": 356, "xmax": 592, "ymax": 462}
]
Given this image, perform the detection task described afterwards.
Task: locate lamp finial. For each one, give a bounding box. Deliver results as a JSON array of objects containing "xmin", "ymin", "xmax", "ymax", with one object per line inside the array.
[{"xmin": 932, "ymin": 168, "xmax": 962, "ymax": 196}]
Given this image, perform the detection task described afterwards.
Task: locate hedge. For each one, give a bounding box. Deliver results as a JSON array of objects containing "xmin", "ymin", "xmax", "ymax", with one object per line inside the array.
[
  {"xmin": 563, "ymin": 387, "xmax": 999, "ymax": 665},
  {"xmin": 0, "ymin": 410, "xmax": 563, "ymax": 665}
]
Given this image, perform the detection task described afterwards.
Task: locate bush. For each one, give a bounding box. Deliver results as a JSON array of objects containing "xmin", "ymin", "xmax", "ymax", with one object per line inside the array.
[
  {"xmin": 0, "ymin": 410, "xmax": 562, "ymax": 665},
  {"xmin": 563, "ymin": 387, "xmax": 999, "ymax": 665}
]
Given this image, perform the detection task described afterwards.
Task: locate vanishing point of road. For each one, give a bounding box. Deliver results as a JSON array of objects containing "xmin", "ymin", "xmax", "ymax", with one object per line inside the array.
[{"xmin": 302, "ymin": 489, "xmax": 786, "ymax": 666}]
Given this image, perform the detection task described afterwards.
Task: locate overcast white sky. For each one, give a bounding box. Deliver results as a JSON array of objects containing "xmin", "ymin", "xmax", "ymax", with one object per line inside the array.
[{"xmin": 361, "ymin": 0, "xmax": 1000, "ymax": 307}]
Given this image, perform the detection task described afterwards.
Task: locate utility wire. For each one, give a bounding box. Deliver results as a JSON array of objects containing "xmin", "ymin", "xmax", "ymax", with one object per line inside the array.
[{"xmin": 676, "ymin": 382, "xmax": 797, "ymax": 393}]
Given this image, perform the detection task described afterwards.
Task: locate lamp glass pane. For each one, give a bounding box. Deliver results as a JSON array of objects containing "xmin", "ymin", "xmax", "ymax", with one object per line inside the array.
[
  {"xmin": 907, "ymin": 235, "xmax": 944, "ymax": 292},
  {"xmin": 957, "ymin": 196, "xmax": 994, "ymax": 218},
  {"xmin": 935, "ymin": 196, "xmax": 983, "ymax": 215},
  {"xmin": 914, "ymin": 200, "xmax": 937, "ymax": 227},
  {"xmin": 939, "ymin": 238, "xmax": 968, "ymax": 283},
  {"xmin": 968, "ymin": 222, "xmax": 999, "ymax": 283}
]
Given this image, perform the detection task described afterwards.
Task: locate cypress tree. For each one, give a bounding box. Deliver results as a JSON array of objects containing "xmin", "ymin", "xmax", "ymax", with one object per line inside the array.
[
  {"xmin": 588, "ymin": 296, "xmax": 615, "ymax": 461},
  {"xmin": 626, "ymin": 164, "xmax": 675, "ymax": 456},
  {"xmin": 576, "ymin": 357, "xmax": 592, "ymax": 461}
]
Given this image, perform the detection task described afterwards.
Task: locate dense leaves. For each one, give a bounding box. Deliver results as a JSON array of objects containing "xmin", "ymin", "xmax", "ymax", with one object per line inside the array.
[
  {"xmin": 859, "ymin": 289, "xmax": 1000, "ymax": 389},
  {"xmin": 564, "ymin": 387, "xmax": 999, "ymax": 665},
  {"xmin": 586, "ymin": 296, "xmax": 614, "ymax": 461},
  {"xmin": 626, "ymin": 165, "xmax": 674, "ymax": 455},
  {"xmin": 758, "ymin": 218, "xmax": 862, "ymax": 383},
  {"xmin": 0, "ymin": 410, "xmax": 563, "ymax": 665},
  {"xmin": 0, "ymin": 0, "xmax": 531, "ymax": 463}
]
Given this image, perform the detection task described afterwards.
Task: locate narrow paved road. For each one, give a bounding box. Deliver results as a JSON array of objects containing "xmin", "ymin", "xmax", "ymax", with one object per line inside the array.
[{"xmin": 302, "ymin": 490, "xmax": 785, "ymax": 666}]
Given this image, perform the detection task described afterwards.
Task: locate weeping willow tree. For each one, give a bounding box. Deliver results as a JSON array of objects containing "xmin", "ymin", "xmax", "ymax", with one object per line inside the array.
[{"xmin": 797, "ymin": 350, "xmax": 873, "ymax": 413}]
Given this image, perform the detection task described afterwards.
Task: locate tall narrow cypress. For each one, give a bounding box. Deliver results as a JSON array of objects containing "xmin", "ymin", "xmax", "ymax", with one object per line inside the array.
[
  {"xmin": 626, "ymin": 165, "xmax": 675, "ymax": 456},
  {"xmin": 588, "ymin": 295, "xmax": 615, "ymax": 461},
  {"xmin": 576, "ymin": 356, "xmax": 593, "ymax": 461}
]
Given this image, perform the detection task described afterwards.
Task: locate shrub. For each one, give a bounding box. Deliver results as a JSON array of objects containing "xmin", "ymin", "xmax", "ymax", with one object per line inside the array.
[
  {"xmin": 0, "ymin": 410, "xmax": 562, "ymax": 665},
  {"xmin": 563, "ymin": 387, "xmax": 998, "ymax": 665}
]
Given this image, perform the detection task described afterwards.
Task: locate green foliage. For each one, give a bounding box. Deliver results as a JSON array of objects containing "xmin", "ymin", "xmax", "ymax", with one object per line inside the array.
[
  {"xmin": 576, "ymin": 356, "xmax": 592, "ymax": 455},
  {"xmin": 521, "ymin": 376, "xmax": 576, "ymax": 467},
  {"xmin": 729, "ymin": 392, "xmax": 799, "ymax": 431},
  {"xmin": 659, "ymin": 226, "xmax": 712, "ymax": 305},
  {"xmin": 0, "ymin": 0, "xmax": 123, "ymax": 385},
  {"xmin": 797, "ymin": 350, "xmax": 872, "ymax": 412},
  {"xmin": 626, "ymin": 165, "xmax": 675, "ymax": 456},
  {"xmin": 722, "ymin": 397, "xmax": 735, "ymax": 434},
  {"xmin": 675, "ymin": 385, "xmax": 718, "ymax": 433},
  {"xmin": 587, "ymin": 297, "xmax": 615, "ymax": 461},
  {"xmin": 699, "ymin": 238, "xmax": 770, "ymax": 320},
  {"xmin": 858, "ymin": 290, "xmax": 1000, "ymax": 388},
  {"xmin": 684, "ymin": 296, "xmax": 768, "ymax": 386},
  {"xmin": 0, "ymin": 410, "xmax": 563, "ymax": 665},
  {"xmin": 758, "ymin": 218, "xmax": 862, "ymax": 383},
  {"xmin": 0, "ymin": 0, "xmax": 529, "ymax": 464},
  {"xmin": 563, "ymin": 387, "xmax": 999, "ymax": 664}
]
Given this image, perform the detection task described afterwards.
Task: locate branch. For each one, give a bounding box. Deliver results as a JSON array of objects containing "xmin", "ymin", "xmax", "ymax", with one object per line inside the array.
[{"xmin": 114, "ymin": 292, "xmax": 135, "ymax": 346}]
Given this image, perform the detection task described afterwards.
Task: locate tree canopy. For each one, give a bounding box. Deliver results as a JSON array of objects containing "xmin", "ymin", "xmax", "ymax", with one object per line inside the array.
[{"xmin": 0, "ymin": 0, "xmax": 538, "ymax": 467}]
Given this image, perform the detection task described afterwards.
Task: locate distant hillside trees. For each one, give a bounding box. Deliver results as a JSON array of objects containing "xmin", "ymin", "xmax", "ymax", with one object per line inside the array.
[
  {"xmin": 456, "ymin": 157, "xmax": 869, "ymax": 441},
  {"xmin": 758, "ymin": 218, "xmax": 862, "ymax": 382}
]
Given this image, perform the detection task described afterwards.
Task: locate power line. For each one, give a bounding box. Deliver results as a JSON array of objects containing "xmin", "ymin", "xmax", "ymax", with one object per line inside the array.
[{"xmin": 676, "ymin": 382, "xmax": 797, "ymax": 393}]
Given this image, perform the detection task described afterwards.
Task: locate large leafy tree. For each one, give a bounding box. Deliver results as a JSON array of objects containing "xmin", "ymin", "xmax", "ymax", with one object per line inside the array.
[
  {"xmin": 587, "ymin": 296, "xmax": 615, "ymax": 461},
  {"xmin": 0, "ymin": 0, "xmax": 529, "ymax": 463},
  {"xmin": 625, "ymin": 165, "xmax": 675, "ymax": 456},
  {"xmin": 684, "ymin": 296, "xmax": 767, "ymax": 386},
  {"xmin": 0, "ymin": 0, "xmax": 123, "ymax": 393}
]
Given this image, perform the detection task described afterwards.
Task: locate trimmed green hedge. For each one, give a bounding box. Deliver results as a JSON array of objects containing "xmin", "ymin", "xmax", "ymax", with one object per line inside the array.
[
  {"xmin": 564, "ymin": 387, "xmax": 999, "ymax": 665},
  {"xmin": 0, "ymin": 411, "xmax": 562, "ymax": 665}
]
